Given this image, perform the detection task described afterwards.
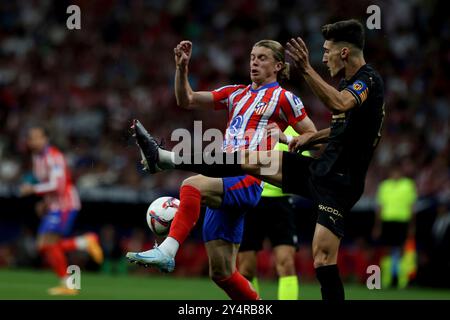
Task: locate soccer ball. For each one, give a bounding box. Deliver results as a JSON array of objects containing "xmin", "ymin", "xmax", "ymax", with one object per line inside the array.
[{"xmin": 146, "ymin": 196, "xmax": 180, "ymax": 236}]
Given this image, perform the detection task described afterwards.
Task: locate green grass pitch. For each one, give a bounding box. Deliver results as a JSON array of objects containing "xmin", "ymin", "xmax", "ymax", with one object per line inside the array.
[{"xmin": 0, "ymin": 268, "xmax": 449, "ymax": 300}]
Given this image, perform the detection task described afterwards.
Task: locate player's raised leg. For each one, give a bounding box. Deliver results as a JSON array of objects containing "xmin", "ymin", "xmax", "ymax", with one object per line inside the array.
[
  {"xmin": 59, "ymin": 232, "xmax": 104, "ymax": 265},
  {"xmin": 131, "ymin": 119, "xmax": 284, "ymax": 186}
]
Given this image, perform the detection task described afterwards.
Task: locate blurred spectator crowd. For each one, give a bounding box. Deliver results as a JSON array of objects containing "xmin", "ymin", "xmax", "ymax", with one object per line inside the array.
[{"xmin": 0, "ymin": 0, "xmax": 448, "ymax": 205}]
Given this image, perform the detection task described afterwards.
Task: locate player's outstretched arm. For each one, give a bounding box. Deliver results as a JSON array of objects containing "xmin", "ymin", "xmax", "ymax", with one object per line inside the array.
[
  {"xmin": 174, "ymin": 40, "xmax": 214, "ymax": 110},
  {"xmin": 286, "ymin": 38, "xmax": 357, "ymax": 113}
]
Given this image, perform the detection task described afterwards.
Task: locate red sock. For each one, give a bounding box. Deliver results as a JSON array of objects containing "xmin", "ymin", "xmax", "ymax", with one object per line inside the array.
[
  {"xmin": 214, "ymin": 271, "xmax": 260, "ymax": 300},
  {"xmin": 59, "ymin": 238, "xmax": 77, "ymax": 252},
  {"xmin": 40, "ymin": 244, "xmax": 68, "ymax": 278},
  {"xmin": 168, "ymin": 185, "xmax": 201, "ymax": 245}
]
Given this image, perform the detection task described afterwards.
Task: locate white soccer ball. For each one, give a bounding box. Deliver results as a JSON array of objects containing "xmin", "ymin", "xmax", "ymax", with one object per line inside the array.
[{"xmin": 146, "ymin": 196, "xmax": 180, "ymax": 236}]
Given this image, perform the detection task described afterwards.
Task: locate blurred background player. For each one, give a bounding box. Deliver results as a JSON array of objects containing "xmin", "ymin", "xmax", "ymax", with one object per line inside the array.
[
  {"xmin": 373, "ymin": 163, "xmax": 418, "ymax": 289},
  {"xmin": 127, "ymin": 39, "xmax": 317, "ymax": 300},
  {"xmin": 238, "ymin": 126, "xmax": 301, "ymax": 300},
  {"xmin": 19, "ymin": 126, "xmax": 104, "ymax": 295}
]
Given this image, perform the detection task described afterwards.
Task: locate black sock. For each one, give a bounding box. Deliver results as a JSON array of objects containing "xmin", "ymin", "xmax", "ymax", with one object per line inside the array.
[
  {"xmin": 174, "ymin": 152, "xmax": 245, "ymax": 177},
  {"xmin": 315, "ymin": 264, "xmax": 345, "ymax": 301}
]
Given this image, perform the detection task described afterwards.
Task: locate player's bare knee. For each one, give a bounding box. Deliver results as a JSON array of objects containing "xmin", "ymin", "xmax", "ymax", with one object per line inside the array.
[{"xmin": 182, "ymin": 175, "xmax": 206, "ymax": 199}]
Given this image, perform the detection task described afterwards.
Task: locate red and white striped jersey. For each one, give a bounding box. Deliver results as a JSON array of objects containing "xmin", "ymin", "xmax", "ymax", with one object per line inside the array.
[
  {"xmin": 212, "ymin": 81, "xmax": 307, "ymax": 152},
  {"xmin": 32, "ymin": 145, "xmax": 81, "ymax": 212}
]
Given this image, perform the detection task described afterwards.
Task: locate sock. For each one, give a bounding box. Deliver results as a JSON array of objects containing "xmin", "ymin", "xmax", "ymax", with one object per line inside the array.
[
  {"xmin": 174, "ymin": 152, "xmax": 245, "ymax": 177},
  {"xmin": 59, "ymin": 235, "xmax": 90, "ymax": 252},
  {"xmin": 40, "ymin": 244, "xmax": 68, "ymax": 279},
  {"xmin": 157, "ymin": 236, "xmax": 179, "ymax": 258},
  {"xmin": 59, "ymin": 238, "xmax": 77, "ymax": 252},
  {"xmin": 165, "ymin": 185, "xmax": 202, "ymax": 254},
  {"xmin": 213, "ymin": 271, "xmax": 260, "ymax": 300},
  {"xmin": 315, "ymin": 265, "xmax": 345, "ymax": 301},
  {"xmin": 278, "ymin": 275, "xmax": 299, "ymax": 300},
  {"xmin": 158, "ymin": 149, "xmax": 175, "ymax": 169},
  {"xmin": 251, "ymin": 277, "xmax": 260, "ymax": 295},
  {"xmin": 75, "ymin": 235, "xmax": 89, "ymax": 250}
]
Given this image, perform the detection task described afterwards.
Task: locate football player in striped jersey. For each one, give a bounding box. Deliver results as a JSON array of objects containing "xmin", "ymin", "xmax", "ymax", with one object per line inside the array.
[{"xmin": 20, "ymin": 126, "xmax": 103, "ymax": 295}]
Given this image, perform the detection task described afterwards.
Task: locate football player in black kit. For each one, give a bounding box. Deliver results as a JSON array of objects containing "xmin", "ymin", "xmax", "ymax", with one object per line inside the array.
[{"xmin": 132, "ymin": 19, "xmax": 385, "ymax": 301}]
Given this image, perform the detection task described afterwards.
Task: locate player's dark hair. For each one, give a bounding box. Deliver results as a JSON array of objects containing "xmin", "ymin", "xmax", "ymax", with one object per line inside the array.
[
  {"xmin": 254, "ymin": 40, "xmax": 290, "ymax": 81},
  {"xmin": 321, "ymin": 19, "xmax": 365, "ymax": 50}
]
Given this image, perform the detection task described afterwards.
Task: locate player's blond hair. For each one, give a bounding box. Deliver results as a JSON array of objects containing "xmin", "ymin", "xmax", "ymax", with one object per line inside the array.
[{"xmin": 253, "ymin": 40, "xmax": 290, "ymax": 81}]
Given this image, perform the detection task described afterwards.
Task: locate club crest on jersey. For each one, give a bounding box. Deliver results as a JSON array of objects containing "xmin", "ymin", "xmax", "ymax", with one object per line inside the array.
[
  {"xmin": 349, "ymin": 80, "xmax": 369, "ymax": 103},
  {"xmin": 255, "ymin": 101, "xmax": 268, "ymax": 115}
]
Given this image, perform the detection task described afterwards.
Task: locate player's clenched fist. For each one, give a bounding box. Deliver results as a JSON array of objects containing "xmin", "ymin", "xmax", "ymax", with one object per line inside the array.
[{"xmin": 174, "ymin": 40, "xmax": 192, "ymax": 70}]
